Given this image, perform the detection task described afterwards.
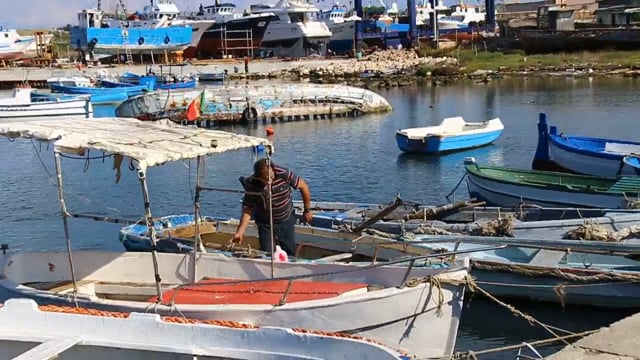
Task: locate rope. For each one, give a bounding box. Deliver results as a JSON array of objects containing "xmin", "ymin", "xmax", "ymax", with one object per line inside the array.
[
  {"xmin": 406, "ymin": 275, "xmax": 445, "ymax": 316},
  {"xmin": 471, "ymin": 260, "xmax": 640, "ymax": 283},
  {"xmin": 440, "ymin": 275, "xmax": 574, "ymax": 345},
  {"xmin": 449, "ymin": 329, "xmax": 599, "ymax": 359}
]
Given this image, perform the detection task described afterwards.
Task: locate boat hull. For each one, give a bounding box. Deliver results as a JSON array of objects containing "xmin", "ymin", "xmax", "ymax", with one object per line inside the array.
[
  {"xmin": 0, "ymin": 298, "xmax": 406, "ymax": 360},
  {"xmin": 471, "ymin": 260, "xmax": 640, "ymax": 308},
  {"xmin": 0, "ymin": 251, "xmax": 467, "ymax": 359},
  {"xmin": 465, "ymin": 170, "xmax": 627, "ymax": 208},
  {"xmin": 70, "ymin": 27, "xmax": 192, "ymax": 56},
  {"xmin": 190, "ymin": 16, "xmax": 274, "ymax": 59},
  {"xmin": 533, "ymin": 114, "xmax": 640, "ymax": 177},
  {"xmin": 396, "ymin": 129, "xmax": 503, "ymax": 154},
  {"xmin": 0, "ymin": 98, "xmax": 93, "ymax": 120}
]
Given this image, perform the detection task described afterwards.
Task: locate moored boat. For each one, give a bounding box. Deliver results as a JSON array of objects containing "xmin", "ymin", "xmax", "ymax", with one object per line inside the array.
[
  {"xmin": 0, "ymin": 298, "xmax": 410, "ymax": 359},
  {"xmin": 396, "ymin": 117, "xmax": 503, "ymax": 154},
  {"xmin": 48, "ymin": 76, "xmax": 153, "ymax": 104},
  {"xmin": 0, "ymin": 87, "xmax": 92, "ymax": 120},
  {"xmin": 0, "ymin": 117, "xmax": 469, "ymax": 360},
  {"xmin": 532, "ymin": 112, "xmax": 640, "ymax": 177},
  {"xmin": 465, "ymin": 157, "xmax": 640, "ymax": 209}
]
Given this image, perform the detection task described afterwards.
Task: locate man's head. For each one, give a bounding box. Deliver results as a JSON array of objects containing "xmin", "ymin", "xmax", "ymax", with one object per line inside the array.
[{"xmin": 253, "ymin": 158, "xmax": 274, "ymax": 182}]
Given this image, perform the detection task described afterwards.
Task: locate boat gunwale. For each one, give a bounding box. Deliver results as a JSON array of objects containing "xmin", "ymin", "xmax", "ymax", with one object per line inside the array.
[{"xmin": 549, "ymin": 133, "xmax": 640, "ymax": 161}]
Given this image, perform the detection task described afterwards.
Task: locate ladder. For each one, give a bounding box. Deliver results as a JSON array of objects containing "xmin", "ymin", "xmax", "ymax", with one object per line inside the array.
[{"xmin": 122, "ymin": 28, "xmax": 133, "ymax": 64}]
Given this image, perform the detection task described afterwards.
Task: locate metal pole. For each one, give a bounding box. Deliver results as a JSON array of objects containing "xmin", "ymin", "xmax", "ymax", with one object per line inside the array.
[
  {"xmin": 267, "ymin": 154, "xmax": 275, "ymax": 279},
  {"xmin": 190, "ymin": 156, "xmax": 206, "ymax": 283},
  {"xmin": 137, "ymin": 168, "xmax": 163, "ymax": 300},
  {"xmin": 53, "ymin": 152, "xmax": 79, "ymax": 301}
]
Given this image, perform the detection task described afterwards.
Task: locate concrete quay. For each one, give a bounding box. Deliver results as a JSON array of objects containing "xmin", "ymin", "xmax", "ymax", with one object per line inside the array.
[
  {"xmin": 0, "ymin": 58, "xmax": 352, "ymax": 89},
  {"xmin": 546, "ymin": 312, "xmax": 640, "ymax": 360}
]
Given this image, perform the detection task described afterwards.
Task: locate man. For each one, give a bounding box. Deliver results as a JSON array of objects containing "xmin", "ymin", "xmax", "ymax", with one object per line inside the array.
[{"xmin": 232, "ymin": 158, "xmax": 313, "ymax": 255}]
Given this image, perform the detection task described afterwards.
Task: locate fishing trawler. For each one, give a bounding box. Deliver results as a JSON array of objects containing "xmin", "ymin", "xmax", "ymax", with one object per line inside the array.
[
  {"xmin": 317, "ymin": 6, "xmax": 360, "ymax": 54},
  {"xmin": 250, "ymin": 0, "xmax": 332, "ymax": 58},
  {"xmin": 186, "ymin": 1, "xmax": 278, "ymax": 59},
  {"xmin": 70, "ymin": 0, "xmax": 192, "ymax": 59}
]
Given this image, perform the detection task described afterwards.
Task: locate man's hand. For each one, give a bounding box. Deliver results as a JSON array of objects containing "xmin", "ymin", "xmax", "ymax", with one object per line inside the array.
[
  {"xmin": 303, "ymin": 210, "xmax": 313, "ymax": 224},
  {"xmin": 232, "ymin": 231, "xmax": 244, "ymax": 244}
]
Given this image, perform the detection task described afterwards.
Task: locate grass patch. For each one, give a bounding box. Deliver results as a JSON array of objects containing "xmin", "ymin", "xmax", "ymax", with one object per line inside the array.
[
  {"xmin": 455, "ymin": 49, "xmax": 640, "ymax": 72},
  {"xmin": 416, "ymin": 45, "xmax": 640, "ymax": 72}
]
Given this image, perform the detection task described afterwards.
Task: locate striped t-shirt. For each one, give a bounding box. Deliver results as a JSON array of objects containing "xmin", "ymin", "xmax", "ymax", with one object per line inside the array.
[{"xmin": 242, "ymin": 165, "xmax": 300, "ymax": 224}]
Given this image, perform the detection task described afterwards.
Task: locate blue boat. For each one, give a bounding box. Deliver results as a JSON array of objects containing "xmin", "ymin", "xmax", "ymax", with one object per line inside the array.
[
  {"xmin": 533, "ymin": 113, "xmax": 640, "ymax": 177},
  {"xmin": 70, "ymin": 2, "xmax": 192, "ymax": 58},
  {"xmin": 116, "ymin": 66, "xmax": 198, "ymax": 90},
  {"xmin": 396, "ymin": 116, "xmax": 504, "ymax": 154},
  {"xmin": 48, "ymin": 76, "xmax": 154, "ymax": 104}
]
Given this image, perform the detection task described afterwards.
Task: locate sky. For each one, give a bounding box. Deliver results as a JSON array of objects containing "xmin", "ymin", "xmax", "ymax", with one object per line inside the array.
[{"xmin": 0, "ymin": 0, "xmax": 483, "ymax": 29}]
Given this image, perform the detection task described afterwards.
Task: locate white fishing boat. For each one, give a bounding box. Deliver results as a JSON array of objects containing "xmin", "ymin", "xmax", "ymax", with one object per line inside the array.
[
  {"xmin": 250, "ymin": 0, "xmax": 332, "ymax": 57},
  {"xmin": 0, "ymin": 298, "xmax": 410, "ymax": 359},
  {"xmin": 0, "ymin": 117, "xmax": 470, "ymax": 360},
  {"xmin": 0, "ymin": 87, "xmax": 93, "ymax": 120},
  {"xmin": 0, "ymin": 27, "xmax": 54, "ymax": 61}
]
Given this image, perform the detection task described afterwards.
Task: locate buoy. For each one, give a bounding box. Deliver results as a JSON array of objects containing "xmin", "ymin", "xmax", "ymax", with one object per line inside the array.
[{"xmin": 265, "ymin": 127, "xmax": 275, "ymax": 136}]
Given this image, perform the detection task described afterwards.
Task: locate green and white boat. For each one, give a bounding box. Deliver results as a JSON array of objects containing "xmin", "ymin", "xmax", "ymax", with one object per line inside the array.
[{"xmin": 464, "ymin": 157, "xmax": 640, "ymax": 209}]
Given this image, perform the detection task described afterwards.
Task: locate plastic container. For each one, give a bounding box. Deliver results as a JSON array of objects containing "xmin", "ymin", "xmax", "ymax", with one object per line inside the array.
[{"xmin": 273, "ymin": 245, "xmax": 288, "ymax": 262}]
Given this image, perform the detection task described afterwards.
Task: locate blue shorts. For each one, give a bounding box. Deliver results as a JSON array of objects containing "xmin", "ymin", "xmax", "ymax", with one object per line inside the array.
[{"xmin": 257, "ymin": 214, "xmax": 296, "ymax": 255}]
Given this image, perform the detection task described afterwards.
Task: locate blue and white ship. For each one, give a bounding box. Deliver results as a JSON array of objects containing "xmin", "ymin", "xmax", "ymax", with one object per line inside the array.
[{"xmin": 70, "ymin": 0, "xmax": 192, "ymax": 58}]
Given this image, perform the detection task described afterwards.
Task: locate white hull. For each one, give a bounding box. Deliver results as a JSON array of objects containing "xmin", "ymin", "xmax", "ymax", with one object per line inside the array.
[
  {"xmin": 549, "ymin": 141, "xmax": 636, "ymax": 177},
  {"xmin": 328, "ymin": 21, "xmax": 355, "ymax": 41},
  {"xmin": 0, "ymin": 298, "xmax": 406, "ymax": 359},
  {"xmin": 466, "ymin": 172, "xmax": 627, "ymax": 208},
  {"xmin": 262, "ymin": 23, "xmax": 331, "ymax": 44},
  {"xmin": 0, "ymin": 96, "xmax": 93, "ymax": 120},
  {"xmin": 0, "ymin": 251, "xmax": 468, "ymax": 359}
]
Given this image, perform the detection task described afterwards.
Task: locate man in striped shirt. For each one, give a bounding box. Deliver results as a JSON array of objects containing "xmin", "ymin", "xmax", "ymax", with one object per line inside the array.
[{"xmin": 232, "ymin": 158, "xmax": 313, "ymax": 255}]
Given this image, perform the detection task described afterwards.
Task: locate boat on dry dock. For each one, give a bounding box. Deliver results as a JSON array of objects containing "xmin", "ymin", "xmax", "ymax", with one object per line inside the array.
[{"xmin": 115, "ymin": 83, "xmax": 393, "ymax": 124}]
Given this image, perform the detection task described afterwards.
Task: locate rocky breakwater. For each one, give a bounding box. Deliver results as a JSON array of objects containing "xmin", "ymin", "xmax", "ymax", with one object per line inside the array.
[{"xmin": 228, "ymin": 50, "xmax": 460, "ymax": 89}]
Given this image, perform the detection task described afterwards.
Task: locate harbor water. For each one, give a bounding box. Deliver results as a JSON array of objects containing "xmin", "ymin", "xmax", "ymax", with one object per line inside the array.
[{"xmin": 1, "ymin": 76, "xmax": 638, "ymax": 358}]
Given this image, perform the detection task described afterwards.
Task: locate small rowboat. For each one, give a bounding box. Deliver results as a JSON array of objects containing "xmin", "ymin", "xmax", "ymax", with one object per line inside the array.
[
  {"xmin": 465, "ymin": 157, "xmax": 640, "ymax": 209},
  {"xmin": 396, "ymin": 116, "xmax": 503, "ymax": 154},
  {"xmin": 533, "ymin": 112, "xmax": 640, "ymax": 177}
]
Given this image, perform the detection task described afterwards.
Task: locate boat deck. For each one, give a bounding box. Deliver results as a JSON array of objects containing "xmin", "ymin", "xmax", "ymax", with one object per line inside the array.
[{"xmin": 149, "ymin": 278, "xmax": 371, "ymax": 305}]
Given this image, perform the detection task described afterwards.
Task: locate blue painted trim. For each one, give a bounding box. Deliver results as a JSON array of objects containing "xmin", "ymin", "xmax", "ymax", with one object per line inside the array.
[
  {"xmin": 532, "ymin": 113, "xmax": 550, "ymax": 163},
  {"xmin": 549, "ymin": 134, "xmax": 640, "ymax": 161}
]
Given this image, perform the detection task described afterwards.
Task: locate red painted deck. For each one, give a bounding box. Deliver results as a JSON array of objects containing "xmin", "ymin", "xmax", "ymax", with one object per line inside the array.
[{"xmin": 150, "ymin": 278, "xmax": 369, "ymax": 305}]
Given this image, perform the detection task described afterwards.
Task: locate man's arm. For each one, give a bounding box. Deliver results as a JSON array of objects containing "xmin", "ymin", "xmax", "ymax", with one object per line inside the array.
[
  {"xmin": 298, "ymin": 178, "xmax": 313, "ymax": 223},
  {"xmin": 233, "ymin": 204, "xmax": 253, "ymax": 243}
]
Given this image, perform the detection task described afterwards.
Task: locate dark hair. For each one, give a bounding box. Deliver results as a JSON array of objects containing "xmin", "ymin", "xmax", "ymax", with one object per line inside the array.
[{"xmin": 253, "ymin": 158, "xmax": 274, "ymax": 178}]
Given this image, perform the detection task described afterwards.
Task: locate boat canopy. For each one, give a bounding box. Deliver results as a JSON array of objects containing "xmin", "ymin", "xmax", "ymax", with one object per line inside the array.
[{"xmin": 0, "ymin": 118, "xmax": 272, "ymax": 170}]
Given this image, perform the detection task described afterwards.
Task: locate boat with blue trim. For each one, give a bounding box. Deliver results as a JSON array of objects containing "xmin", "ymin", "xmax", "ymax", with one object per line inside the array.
[
  {"xmin": 47, "ymin": 75, "xmax": 154, "ymax": 104},
  {"xmin": 70, "ymin": 0, "xmax": 192, "ymax": 59},
  {"xmin": 0, "ymin": 87, "xmax": 92, "ymax": 120},
  {"xmin": 533, "ymin": 112, "xmax": 640, "ymax": 177},
  {"xmin": 396, "ymin": 116, "xmax": 503, "ymax": 154}
]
